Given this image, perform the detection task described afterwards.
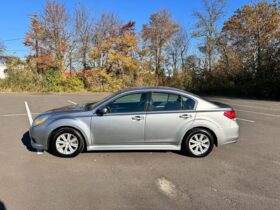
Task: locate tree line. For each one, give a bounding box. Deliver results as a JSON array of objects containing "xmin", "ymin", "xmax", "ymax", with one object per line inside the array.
[{"xmin": 0, "ymin": 0, "xmax": 279, "ymax": 98}]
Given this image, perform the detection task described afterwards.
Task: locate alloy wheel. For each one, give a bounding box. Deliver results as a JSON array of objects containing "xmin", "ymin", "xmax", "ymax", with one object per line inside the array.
[
  {"xmin": 188, "ymin": 133, "xmax": 210, "ymax": 156},
  {"xmin": 55, "ymin": 133, "xmax": 79, "ymax": 155}
]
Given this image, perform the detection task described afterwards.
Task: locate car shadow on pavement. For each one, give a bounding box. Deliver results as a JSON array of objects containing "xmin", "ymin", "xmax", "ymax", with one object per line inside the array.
[
  {"xmin": 21, "ymin": 131, "xmax": 37, "ymax": 152},
  {"xmin": 0, "ymin": 201, "xmax": 7, "ymax": 210}
]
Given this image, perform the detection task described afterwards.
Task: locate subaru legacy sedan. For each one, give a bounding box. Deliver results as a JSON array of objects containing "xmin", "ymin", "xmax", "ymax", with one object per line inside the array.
[{"xmin": 30, "ymin": 87, "xmax": 239, "ymax": 158}]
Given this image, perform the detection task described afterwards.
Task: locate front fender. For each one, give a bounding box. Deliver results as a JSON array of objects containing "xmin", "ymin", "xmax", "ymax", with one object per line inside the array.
[{"xmin": 46, "ymin": 117, "xmax": 92, "ymax": 148}]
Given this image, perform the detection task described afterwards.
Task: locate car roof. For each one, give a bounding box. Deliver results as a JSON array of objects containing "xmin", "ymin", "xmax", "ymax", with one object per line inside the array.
[
  {"xmin": 118, "ymin": 87, "xmax": 222, "ymax": 110},
  {"xmin": 92, "ymin": 86, "xmax": 219, "ymax": 111},
  {"xmin": 118, "ymin": 86, "xmax": 204, "ymax": 100},
  {"xmin": 119, "ymin": 86, "xmax": 189, "ymax": 94}
]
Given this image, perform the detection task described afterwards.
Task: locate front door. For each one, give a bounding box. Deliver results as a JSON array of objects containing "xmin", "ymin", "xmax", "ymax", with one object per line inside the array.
[{"xmin": 92, "ymin": 93, "xmax": 148, "ymax": 145}]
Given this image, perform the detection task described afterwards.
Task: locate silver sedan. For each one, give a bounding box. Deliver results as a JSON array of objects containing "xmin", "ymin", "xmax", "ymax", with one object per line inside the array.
[{"xmin": 30, "ymin": 87, "xmax": 239, "ymax": 158}]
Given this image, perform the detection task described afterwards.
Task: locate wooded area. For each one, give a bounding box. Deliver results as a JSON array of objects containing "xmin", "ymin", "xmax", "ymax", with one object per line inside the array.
[{"xmin": 0, "ymin": 0, "xmax": 279, "ymax": 98}]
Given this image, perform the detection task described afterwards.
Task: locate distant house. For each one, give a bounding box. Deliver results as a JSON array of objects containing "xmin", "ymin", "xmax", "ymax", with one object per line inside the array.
[
  {"xmin": 0, "ymin": 56, "xmax": 22, "ymax": 79},
  {"xmin": 0, "ymin": 62, "xmax": 6, "ymax": 79}
]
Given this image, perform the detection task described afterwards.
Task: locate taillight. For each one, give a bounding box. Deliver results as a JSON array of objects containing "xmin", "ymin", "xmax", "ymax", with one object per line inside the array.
[{"xmin": 224, "ymin": 110, "xmax": 236, "ymax": 119}]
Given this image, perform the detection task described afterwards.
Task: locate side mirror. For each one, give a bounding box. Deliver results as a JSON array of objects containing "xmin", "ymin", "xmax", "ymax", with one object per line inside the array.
[{"xmin": 97, "ymin": 107, "xmax": 108, "ymax": 116}]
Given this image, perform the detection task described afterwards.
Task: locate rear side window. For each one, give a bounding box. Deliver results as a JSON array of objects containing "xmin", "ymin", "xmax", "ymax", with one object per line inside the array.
[{"xmin": 149, "ymin": 92, "xmax": 195, "ymax": 111}]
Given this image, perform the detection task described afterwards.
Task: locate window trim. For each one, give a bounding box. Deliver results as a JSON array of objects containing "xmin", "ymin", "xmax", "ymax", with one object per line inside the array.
[
  {"xmin": 97, "ymin": 92, "xmax": 149, "ymax": 115},
  {"xmin": 146, "ymin": 91, "xmax": 197, "ymax": 113},
  {"xmin": 94, "ymin": 90, "xmax": 198, "ymax": 116}
]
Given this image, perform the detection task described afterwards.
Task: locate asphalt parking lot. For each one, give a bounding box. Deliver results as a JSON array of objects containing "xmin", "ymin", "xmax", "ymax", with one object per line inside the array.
[{"xmin": 0, "ymin": 93, "xmax": 280, "ymax": 210}]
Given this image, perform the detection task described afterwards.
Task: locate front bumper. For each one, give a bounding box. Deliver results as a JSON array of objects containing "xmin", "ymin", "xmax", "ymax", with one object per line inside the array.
[
  {"xmin": 29, "ymin": 125, "xmax": 49, "ymax": 150},
  {"xmin": 30, "ymin": 138, "xmax": 45, "ymax": 150}
]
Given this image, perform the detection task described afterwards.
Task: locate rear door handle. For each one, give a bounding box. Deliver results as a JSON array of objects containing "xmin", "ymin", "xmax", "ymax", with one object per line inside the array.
[
  {"xmin": 179, "ymin": 114, "xmax": 192, "ymax": 119},
  {"xmin": 132, "ymin": 116, "xmax": 144, "ymax": 121}
]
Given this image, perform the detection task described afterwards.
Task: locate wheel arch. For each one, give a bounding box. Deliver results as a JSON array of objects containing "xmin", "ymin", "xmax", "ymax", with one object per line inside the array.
[
  {"xmin": 48, "ymin": 126, "xmax": 88, "ymax": 151},
  {"xmin": 182, "ymin": 126, "xmax": 218, "ymax": 147}
]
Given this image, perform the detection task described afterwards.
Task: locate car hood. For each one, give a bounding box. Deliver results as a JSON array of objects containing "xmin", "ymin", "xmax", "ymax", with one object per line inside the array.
[{"xmin": 45, "ymin": 104, "xmax": 87, "ymax": 114}]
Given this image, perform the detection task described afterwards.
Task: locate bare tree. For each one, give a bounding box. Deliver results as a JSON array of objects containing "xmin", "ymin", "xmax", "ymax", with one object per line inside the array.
[
  {"xmin": 92, "ymin": 13, "xmax": 121, "ymax": 69},
  {"xmin": 66, "ymin": 33, "xmax": 76, "ymax": 75},
  {"xmin": 193, "ymin": 0, "xmax": 225, "ymax": 72},
  {"xmin": 168, "ymin": 28, "xmax": 189, "ymax": 75},
  {"xmin": 42, "ymin": 0, "xmax": 69, "ymax": 71},
  {"xmin": 74, "ymin": 4, "xmax": 94, "ymax": 72},
  {"xmin": 142, "ymin": 9, "xmax": 179, "ymax": 83},
  {"xmin": 0, "ymin": 42, "xmax": 5, "ymax": 55}
]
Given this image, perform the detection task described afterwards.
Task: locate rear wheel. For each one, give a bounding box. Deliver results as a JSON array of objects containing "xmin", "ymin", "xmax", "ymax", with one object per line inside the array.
[
  {"xmin": 183, "ymin": 128, "xmax": 214, "ymax": 157},
  {"xmin": 50, "ymin": 128, "xmax": 84, "ymax": 158}
]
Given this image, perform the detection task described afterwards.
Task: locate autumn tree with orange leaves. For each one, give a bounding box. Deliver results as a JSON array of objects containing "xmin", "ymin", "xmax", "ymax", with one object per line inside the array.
[
  {"xmin": 24, "ymin": 15, "xmax": 55, "ymax": 73},
  {"xmin": 25, "ymin": 0, "xmax": 69, "ymax": 73},
  {"xmin": 8, "ymin": 0, "xmax": 279, "ymax": 98},
  {"xmin": 217, "ymin": 0, "xmax": 280, "ymax": 97},
  {"xmin": 87, "ymin": 14, "xmax": 141, "ymax": 90},
  {"xmin": 42, "ymin": 0, "xmax": 69, "ymax": 71}
]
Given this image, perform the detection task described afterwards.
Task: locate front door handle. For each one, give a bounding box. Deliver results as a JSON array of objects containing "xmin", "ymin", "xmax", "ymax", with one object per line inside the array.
[
  {"xmin": 132, "ymin": 116, "xmax": 144, "ymax": 121},
  {"xmin": 179, "ymin": 114, "xmax": 192, "ymax": 119}
]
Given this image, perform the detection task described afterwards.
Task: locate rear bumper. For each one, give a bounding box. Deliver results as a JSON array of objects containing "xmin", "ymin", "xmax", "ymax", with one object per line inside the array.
[
  {"xmin": 220, "ymin": 136, "xmax": 238, "ymax": 145},
  {"xmin": 218, "ymin": 121, "xmax": 240, "ymax": 146}
]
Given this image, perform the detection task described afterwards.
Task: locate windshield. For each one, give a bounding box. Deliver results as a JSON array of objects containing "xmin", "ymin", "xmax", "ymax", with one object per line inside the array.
[{"xmin": 85, "ymin": 91, "xmax": 121, "ymax": 110}]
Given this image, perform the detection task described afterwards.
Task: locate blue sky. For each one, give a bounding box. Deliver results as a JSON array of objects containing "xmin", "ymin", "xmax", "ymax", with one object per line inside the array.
[{"xmin": 0, "ymin": 0, "xmax": 267, "ymax": 58}]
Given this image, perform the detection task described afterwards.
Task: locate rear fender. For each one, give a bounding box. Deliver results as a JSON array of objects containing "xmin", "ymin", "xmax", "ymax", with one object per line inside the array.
[{"xmin": 179, "ymin": 118, "xmax": 223, "ymax": 146}]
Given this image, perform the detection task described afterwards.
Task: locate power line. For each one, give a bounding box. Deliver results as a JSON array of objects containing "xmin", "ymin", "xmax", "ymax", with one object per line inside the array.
[
  {"xmin": 1, "ymin": 38, "xmax": 24, "ymax": 42},
  {"xmin": 5, "ymin": 49, "xmax": 30, "ymax": 52},
  {"xmin": 1, "ymin": 14, "xmax": 38, "ymax": 43}
]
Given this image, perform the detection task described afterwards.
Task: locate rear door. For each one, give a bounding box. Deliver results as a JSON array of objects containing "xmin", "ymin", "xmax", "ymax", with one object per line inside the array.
[{"xmin": 144, "ymin": 92, "xmax": 196, "ymax": 145}]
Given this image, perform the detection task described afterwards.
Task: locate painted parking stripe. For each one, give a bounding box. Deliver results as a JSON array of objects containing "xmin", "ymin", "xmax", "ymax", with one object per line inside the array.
[
  {"xmin": 235, "ymin": 109, "xmax": 280, "ymax": 117},
  {"xmin": 236, "ymin": 118, "xmax": 255, "ymax": 123},
  {"xmin": 24, "ymin": 102, "xmax": 44, "ymax": 155},
  {"xmin": 220, "ymin": 101, "xmax": 280, "ymax": 111},
  {"xmin": 0, "ymin": 113, "xmax": 40, "ymax": 117},
  {"xmin": 68, "ymin": 100, "xmax": 77, "ymax": 105},
  {"xmin": 24, "ymin": 101, "xmax": 33, "ymax": 126},
  {"xmin": 209, "ymin": 97, "xmax": 280, "ymax": 108}
]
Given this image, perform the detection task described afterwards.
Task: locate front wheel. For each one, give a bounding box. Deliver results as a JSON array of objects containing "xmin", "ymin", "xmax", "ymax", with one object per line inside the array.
[
  {"xmin": 50, "ymin": 128, "xmax": 84, "ymax": 158},
  {"xmin": 182, "ymin": 128, "xmax": 214, "ymax": 157}
]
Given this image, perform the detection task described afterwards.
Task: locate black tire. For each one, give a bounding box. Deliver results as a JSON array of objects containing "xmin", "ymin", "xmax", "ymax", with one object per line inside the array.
[
  {"xmin": 182, "ymin": 128, "xmax": 214, "ymax": 157},
  {"xmin": 50, "ymin": 128, "xmax": 84, "ymax": 158}
]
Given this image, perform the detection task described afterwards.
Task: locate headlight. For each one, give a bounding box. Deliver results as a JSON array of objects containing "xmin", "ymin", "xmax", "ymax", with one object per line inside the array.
[{"xmin": 33, "ymin": 115, "xmax": 49, "ymax": 126}]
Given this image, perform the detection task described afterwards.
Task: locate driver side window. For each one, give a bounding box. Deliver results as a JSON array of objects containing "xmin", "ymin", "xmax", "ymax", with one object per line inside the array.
[{"xmin": 106, "ymin": 93, "xmax": 146, "ymax": 113}]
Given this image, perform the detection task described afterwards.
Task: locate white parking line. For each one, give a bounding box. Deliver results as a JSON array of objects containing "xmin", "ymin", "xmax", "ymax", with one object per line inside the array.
[
  {"xmin": 68, "ymin": 100, "xmax": 77, "ymax": 105},
  {"xmin": 209, "ymin": 97, "xmax": 280, "ymax": 108},
  {"xmin": 0, "ymin": 113, "xmax": 40, "ymax": 117},
  {"xmin": 24, "ymin": 102, "xmax": 44, "ymax": 155},
  {"xmin": 24, "ymin": 101, "xmax": 33, "ymax": 126},
  {"xmin": 236, "ymin": 118, "xmax": 255, "ymax": 123},
  {"xmin": 222, "ymin": 101, "xmax": 280, "ymax": 111},
  {"xmin": 235, "ymin": 109, "xmax": 280, "ymax": 117}
]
